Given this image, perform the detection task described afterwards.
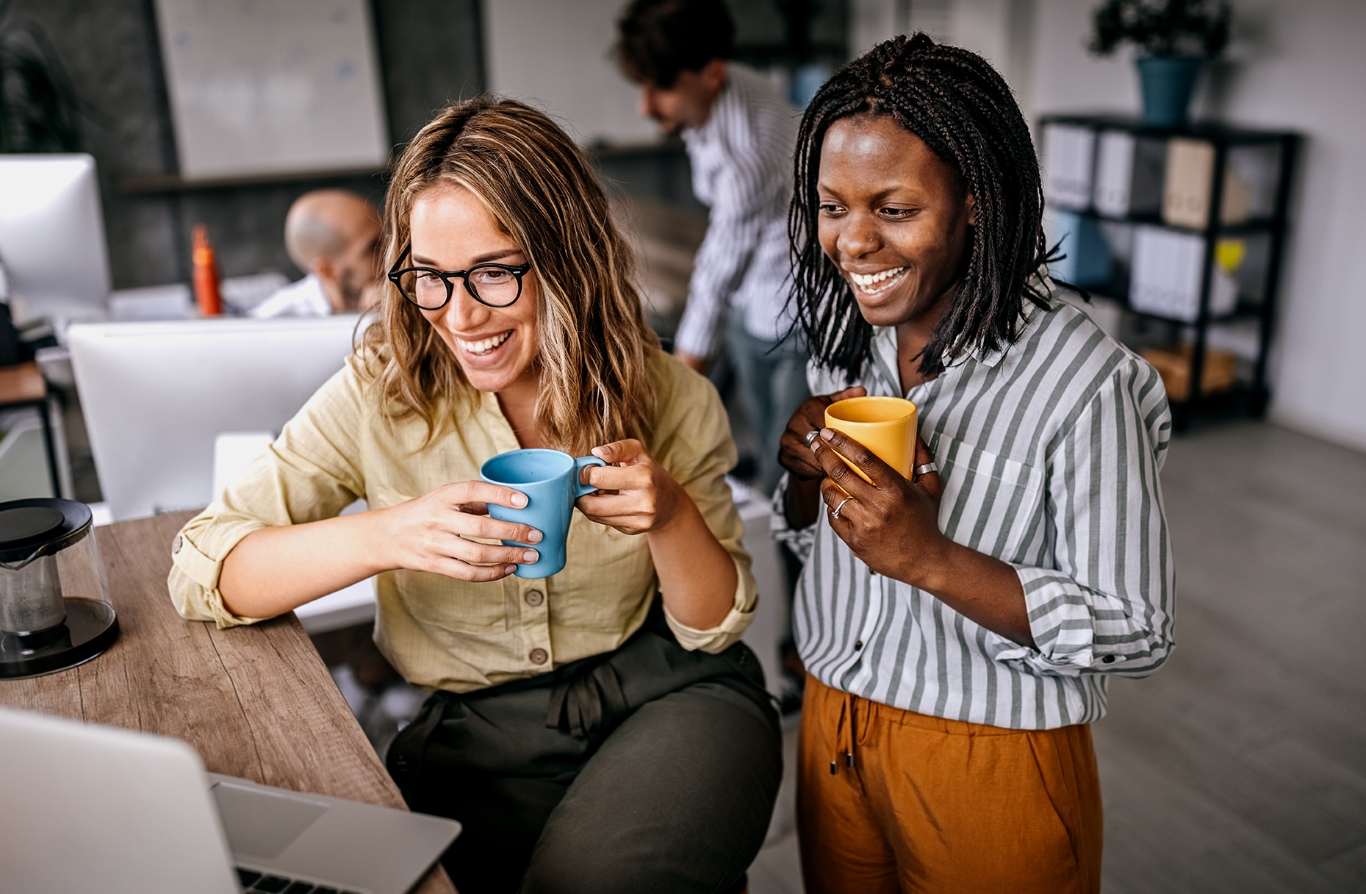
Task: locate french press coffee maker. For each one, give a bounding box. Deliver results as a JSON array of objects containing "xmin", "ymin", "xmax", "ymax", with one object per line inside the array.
[{"xmin": 0, "ymin": 498, "xmax": 118, "ymax": 679}]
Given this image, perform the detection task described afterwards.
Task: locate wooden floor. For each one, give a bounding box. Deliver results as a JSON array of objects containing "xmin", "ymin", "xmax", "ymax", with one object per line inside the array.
[{"xmin": 749, "ymin": 420, "xmax": 1366, "ymax": 893}]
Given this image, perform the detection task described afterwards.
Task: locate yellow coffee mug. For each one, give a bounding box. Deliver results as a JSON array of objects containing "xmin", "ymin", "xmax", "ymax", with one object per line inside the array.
[{"xmin": 824, "ymin": 396, "xmax": 919, "ymax": 482}]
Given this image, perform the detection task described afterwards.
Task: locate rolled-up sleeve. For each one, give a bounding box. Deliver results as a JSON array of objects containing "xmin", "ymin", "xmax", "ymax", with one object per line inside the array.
[
  {"xmin": 652, "ymin": 357, "xmax": 758, "ymax": 653},
  {"xmin": 168, "ymin": 359, "xmax": 369, "ymax": 627},
  {"xmin": 993, "ymin": 358, "xmax": 1175, "ymax": 677}
]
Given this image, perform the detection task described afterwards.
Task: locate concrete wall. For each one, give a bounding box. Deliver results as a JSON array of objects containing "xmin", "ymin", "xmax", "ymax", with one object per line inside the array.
[
  {"xmin": 4, "ymin": 0, "xmax": 482, "ymax": 289},
  {"xmin": 1026, "ymin": 0, "xmax": 1366, "ymax": 452}
]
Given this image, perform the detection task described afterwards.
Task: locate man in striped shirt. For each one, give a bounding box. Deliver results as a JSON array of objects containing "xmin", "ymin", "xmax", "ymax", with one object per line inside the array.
[
  {"xmin": 774, "ymin": 35, "xmax": 1174, "ymax": 893},
  {"xmin": 614, "ymin": 0, "xmax": 808, "ymax": 491}
]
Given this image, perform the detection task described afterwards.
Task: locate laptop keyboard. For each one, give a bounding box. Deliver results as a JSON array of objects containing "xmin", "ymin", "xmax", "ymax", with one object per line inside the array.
[{"xmin": 236, "ymin": 866, "xmax": 364, "ymax": 894}]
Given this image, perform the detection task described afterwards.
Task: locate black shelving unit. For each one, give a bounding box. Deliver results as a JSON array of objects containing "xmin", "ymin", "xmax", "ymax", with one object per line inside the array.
[{"xmin": 1040, "ymin": 114, "xmax": 1298, "ymax": 429}]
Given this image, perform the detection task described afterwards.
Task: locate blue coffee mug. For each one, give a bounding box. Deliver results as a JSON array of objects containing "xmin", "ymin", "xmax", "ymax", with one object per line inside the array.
[{"xmin": 479, "ymin": 448, "xmax": 607, "ymax": 578}]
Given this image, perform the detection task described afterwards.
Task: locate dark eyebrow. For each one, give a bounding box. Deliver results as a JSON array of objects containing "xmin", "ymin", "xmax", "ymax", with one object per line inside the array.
[
  {"xmin": 816, "ymin": 182, "xmax": 921, "ymax": 205},
  {"xmin": 411, "ymin": 248, "xmax": 525, "ymax": 268}
]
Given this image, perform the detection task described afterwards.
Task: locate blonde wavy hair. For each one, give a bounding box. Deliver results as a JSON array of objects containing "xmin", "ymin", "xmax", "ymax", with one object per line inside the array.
[{"xmin": 362, "ymin": 97, "xmax": 660, "ymax": 454}]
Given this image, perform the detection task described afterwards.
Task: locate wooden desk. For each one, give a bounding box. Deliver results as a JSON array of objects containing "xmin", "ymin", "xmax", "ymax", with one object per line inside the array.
[
  {"xmin": 0, "ymin": 360, "xmax": 60, "ymax": 495},
  {"xmin": 0, "ymin": 511, "xmax": 455, "ymax": 894}
]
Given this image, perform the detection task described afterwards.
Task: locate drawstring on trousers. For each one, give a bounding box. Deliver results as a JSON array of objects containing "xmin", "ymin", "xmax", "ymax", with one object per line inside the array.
[{"xmin": 830, "ymin": 690, "xmax": 857, "ymax": 774}]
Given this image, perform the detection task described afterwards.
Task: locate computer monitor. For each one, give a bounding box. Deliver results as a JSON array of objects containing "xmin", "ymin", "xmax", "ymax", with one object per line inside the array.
[
  {"xmin": 67, "ymin": 315, "xmax": 363, "ymax": 521},
  {"xmin": 0, "ymin": 154, "xmax": 111, "ymax": 324}
]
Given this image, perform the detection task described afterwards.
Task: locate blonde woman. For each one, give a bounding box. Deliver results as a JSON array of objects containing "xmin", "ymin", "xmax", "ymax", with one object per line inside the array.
[{"xmin": 168, "ymin": 97, "xmax": 781, "ymax": 894}]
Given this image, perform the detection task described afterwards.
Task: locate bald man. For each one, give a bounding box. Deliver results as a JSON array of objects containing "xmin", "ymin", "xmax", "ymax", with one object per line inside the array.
[{"xmin": 253, "ymin": 189, "xmax": 383, "ymax": 318}]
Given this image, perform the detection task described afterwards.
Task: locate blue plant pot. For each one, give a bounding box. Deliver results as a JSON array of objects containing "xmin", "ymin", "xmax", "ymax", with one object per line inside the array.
[{"xmin": 1136, "ymin": 56, "xmax": 1205, "ymax": 128}]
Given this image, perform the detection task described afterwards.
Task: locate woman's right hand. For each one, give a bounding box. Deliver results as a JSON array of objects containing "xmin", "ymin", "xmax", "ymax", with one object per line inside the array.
[
  {"xmin": 778, "ymin": 387, "xmax": 867, "ymax": 480},
  {"xmin": 778, "ymin": 387, "xmax": 866, "ymax": 530},
  {"xmin": 379, "ymin": 481, "xmax": 545, "ymax": 582}
]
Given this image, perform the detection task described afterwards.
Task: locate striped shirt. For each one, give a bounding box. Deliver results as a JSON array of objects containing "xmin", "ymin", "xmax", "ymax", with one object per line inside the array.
[
  {"xmin": 772, "ymin": 294, "xmax": 1175, "ymax": 729},
  {"xmin": 675, "ymin": 63, "xmax": 800, "ymax": 356}
]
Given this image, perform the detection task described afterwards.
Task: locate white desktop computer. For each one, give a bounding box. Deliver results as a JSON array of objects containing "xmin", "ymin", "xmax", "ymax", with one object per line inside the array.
[
  {"xmin": 67, "ymin": 315, "xmax": 364, "ymax": 521},
  {"xmin": 0, "ymin": 154, "xmax": 111, "ymax": 325}
]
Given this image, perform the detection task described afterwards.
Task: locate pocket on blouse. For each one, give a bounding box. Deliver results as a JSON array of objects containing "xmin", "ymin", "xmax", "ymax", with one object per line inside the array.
[
  {"xmin": 369, "ymin": 484, "xmax": 511, "ymax": 633},
  {"xmin": 933, "ymin": 436, "xmax": 1046, "ymax": 563},
  {"xmin": 398, "ymin": 572, "xmax": 511, "ymax": 633}
]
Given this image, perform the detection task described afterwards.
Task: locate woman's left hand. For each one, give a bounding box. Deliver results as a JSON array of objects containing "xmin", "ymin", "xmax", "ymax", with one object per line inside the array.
[
  {"xmin": 811, "ymin": 427, "xmax": 949, "ymax": 587},
  {"xmin": 576, "ymin": 439, "xmax": 687, "ymax": 536}
]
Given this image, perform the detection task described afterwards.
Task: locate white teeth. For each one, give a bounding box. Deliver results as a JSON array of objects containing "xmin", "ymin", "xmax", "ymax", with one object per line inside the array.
[
  {"xmin": 849, "ymin": 267, "xmax": 907, "ymax": 293},
  {"xmin": 459, "ymin": 330, "xmax": 512, "ymax": 355}
]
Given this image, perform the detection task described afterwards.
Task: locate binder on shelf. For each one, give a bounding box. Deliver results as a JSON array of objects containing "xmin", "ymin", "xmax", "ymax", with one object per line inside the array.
[
  {"xmin": 1129, "ymin": 225, "xmax": 1238, "ymax": 322},
  {"xmin": 1042, "ymin": 123, "xmax": 1096, "ymax": 210},
  {"xmin": 1044, "ymin": 208, "xmax": 1112, "ymax": 287},
  {"xmin": 1093, "ymin": 131, "xmax": 1166, "ymax": 218},
  {"xmin": 1162, "ymin": 138, "xmax": 1254, "ymax": 229}
]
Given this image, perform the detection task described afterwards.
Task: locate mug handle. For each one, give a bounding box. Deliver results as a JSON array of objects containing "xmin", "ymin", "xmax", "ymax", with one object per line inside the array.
[{"xmin": 574, "ymin": 455, "xmax": 607, "ymax": 498}]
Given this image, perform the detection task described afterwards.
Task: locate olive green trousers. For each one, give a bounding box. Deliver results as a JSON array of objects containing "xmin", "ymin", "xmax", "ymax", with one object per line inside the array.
[{"xmin": 387, "ymin": 601, "xmax": 783, "ymax": 894}]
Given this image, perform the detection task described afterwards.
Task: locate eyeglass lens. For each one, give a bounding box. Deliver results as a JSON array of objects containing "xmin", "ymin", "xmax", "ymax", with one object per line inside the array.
[{"xmin": 396, "ymin": 265, "xmax": 521, "ymax": 309}]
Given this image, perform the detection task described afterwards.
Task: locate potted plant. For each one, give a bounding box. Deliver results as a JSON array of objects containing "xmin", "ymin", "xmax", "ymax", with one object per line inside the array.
[{"xmin": 1088, "ymin": 0, "xmax": 1232, "ymax": 128}]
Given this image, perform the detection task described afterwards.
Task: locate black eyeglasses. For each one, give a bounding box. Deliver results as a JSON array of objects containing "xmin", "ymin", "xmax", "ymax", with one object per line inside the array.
[{"xmin": 387, "ymin": 247, "xmax": 532, "ymax": 310}]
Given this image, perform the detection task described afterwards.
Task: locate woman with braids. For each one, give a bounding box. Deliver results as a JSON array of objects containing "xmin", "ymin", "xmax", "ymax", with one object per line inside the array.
[
  {"xmin": 773, "ymin": 34, "xmax": 1174, "ymax": 892},
  {"xmin": 168, "ymin": 98, "xmax": 781, "ymax": 894}
]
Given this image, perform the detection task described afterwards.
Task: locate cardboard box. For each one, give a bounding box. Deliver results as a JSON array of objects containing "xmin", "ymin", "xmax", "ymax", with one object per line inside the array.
[
  {"xmin": 1139, "ymin": 344, "xmax": 1239, "ymax": 401},
  {"xmin": 1162, "ymin": 138, "xmax": 1254, "ymax": 229}
]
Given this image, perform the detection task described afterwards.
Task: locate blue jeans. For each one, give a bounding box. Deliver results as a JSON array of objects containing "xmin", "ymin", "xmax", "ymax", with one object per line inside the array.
[{"xmin": 725, "ymin": 315, "xmax": 811, "ymax": 494}]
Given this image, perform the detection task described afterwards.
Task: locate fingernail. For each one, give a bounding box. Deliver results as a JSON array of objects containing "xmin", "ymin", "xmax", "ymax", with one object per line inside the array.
[
  {"xmin": 506, "ymin": 565, "xmax": 518, "ymax": 574},
  {"xmin": 821, "ymin": 428, "xmax": 835, "ymax": 440},
  {"xmin": 523, "ymin": 550, "xmax": 539, "ymax": 563},
  {"xmin": 527, "ymin": 529, "xmax": 543, "ymax": 543},
  {"xmin": 512, "ymin": 494, "xmax": 528, "ymax": 508}
]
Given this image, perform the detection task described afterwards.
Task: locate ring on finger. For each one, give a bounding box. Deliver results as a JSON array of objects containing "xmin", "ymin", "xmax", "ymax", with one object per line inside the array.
[
  {"xmin": 830, "ymin": 496, "xmax": 853, "ymax": 520},
  {"xmin": 804, "ymin": 429, "xmax": 821, "ymax": 448},
  {"xmin": 914, "ymin": 462, "xmax": 939, "ymax": 477}
]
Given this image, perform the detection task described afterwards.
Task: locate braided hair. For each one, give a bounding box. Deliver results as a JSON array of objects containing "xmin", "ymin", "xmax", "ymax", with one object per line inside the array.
[{"xmin": 790, "ymin": 33, "xmax": 1051, "ymax": 383}]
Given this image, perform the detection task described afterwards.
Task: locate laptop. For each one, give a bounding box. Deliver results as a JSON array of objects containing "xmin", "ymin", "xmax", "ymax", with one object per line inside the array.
[{"xmin": 0, "ymin": 706, "xmax": 461, "ymax": 894}]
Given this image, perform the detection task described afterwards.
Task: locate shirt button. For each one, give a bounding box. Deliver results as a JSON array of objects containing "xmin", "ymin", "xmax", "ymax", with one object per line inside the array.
[
  {"xmin": 854, "ymin": 640, "xmax": 864, "ymax": 650},
  {"xmin": 529, "ymin": 648, "xmax": 548, "ymax": 665},
  {"xmin": 525, "ymin": 589, "xmax": 544, "ymax": 607},
  {"xmin": 1102, "ymin": 655, "xmax": 1116, "ymax": 664},
  {"xmin": 172, "ymin": 534, "xmax": 183, "ymax": 554}
]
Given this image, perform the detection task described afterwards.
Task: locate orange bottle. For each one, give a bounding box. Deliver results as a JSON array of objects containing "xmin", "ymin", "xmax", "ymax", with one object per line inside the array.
[{"xmin": 192, "ymin": 224, "xmax": 223, "ymax": 316}]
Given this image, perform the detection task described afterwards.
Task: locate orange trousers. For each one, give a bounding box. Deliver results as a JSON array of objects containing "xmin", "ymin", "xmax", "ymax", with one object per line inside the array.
[{"xmin": 797, "ymin": 675, "xmax": 1102, "ymax": 894}]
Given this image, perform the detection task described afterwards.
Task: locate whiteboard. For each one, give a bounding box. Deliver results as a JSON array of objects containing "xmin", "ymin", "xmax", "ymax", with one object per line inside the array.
[{"xmin": 154, "ymin": 0, "xmax": 390, "ymax": 180}]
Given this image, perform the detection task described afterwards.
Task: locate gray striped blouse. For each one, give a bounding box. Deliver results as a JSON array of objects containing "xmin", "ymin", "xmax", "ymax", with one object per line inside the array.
[{"xmin": 772, "ymin": 295, "xmax": 1175, "ymax": 729}]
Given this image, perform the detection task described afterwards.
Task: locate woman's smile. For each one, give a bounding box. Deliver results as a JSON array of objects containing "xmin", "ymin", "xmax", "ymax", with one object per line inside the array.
[
  {"xmin": 847, "ymin": 266, "xmax": 908, "ymax": 297},
  {"xmin": 457, "ymin": 329, "xmax": 514, "ymax": 358}
]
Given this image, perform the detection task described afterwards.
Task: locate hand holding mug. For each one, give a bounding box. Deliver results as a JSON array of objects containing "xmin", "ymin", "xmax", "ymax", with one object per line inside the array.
[
  {"xmin": 813, "ymin": 427, "xmax": 948, "ymax": 587},
  {"xmin": 380, "ymin": 480, "xmax": 544, "ymax": 582},
  {"xmin": 576, "ymin": 438, "xmax": 687, "ymax": 536},
  {"xmin": 778, "ymin": 387, "xmax": 867, "ymax": 481}
]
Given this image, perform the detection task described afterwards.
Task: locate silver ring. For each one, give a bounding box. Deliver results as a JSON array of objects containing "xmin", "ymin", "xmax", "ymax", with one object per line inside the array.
[
  {"xmin": 830, "ymin": 496, "xmax": 853, "ymax": 520},
  {"xmin": 804, "ymin": 429, "xmax": 821, "ymax": 448},
  {"xmin": 914, "ymin": 462, "xmax": 939, "ymax": 477}
]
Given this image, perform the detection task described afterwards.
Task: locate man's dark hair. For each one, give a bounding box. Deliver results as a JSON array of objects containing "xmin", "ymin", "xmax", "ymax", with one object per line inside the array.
[
  {"xmin": 789, "ymin": 33, "xmax": 1052, "ymax": 383},
  {"xmin": 613, "ymin": 0, "xmax": 735, "ymax": 88}
]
